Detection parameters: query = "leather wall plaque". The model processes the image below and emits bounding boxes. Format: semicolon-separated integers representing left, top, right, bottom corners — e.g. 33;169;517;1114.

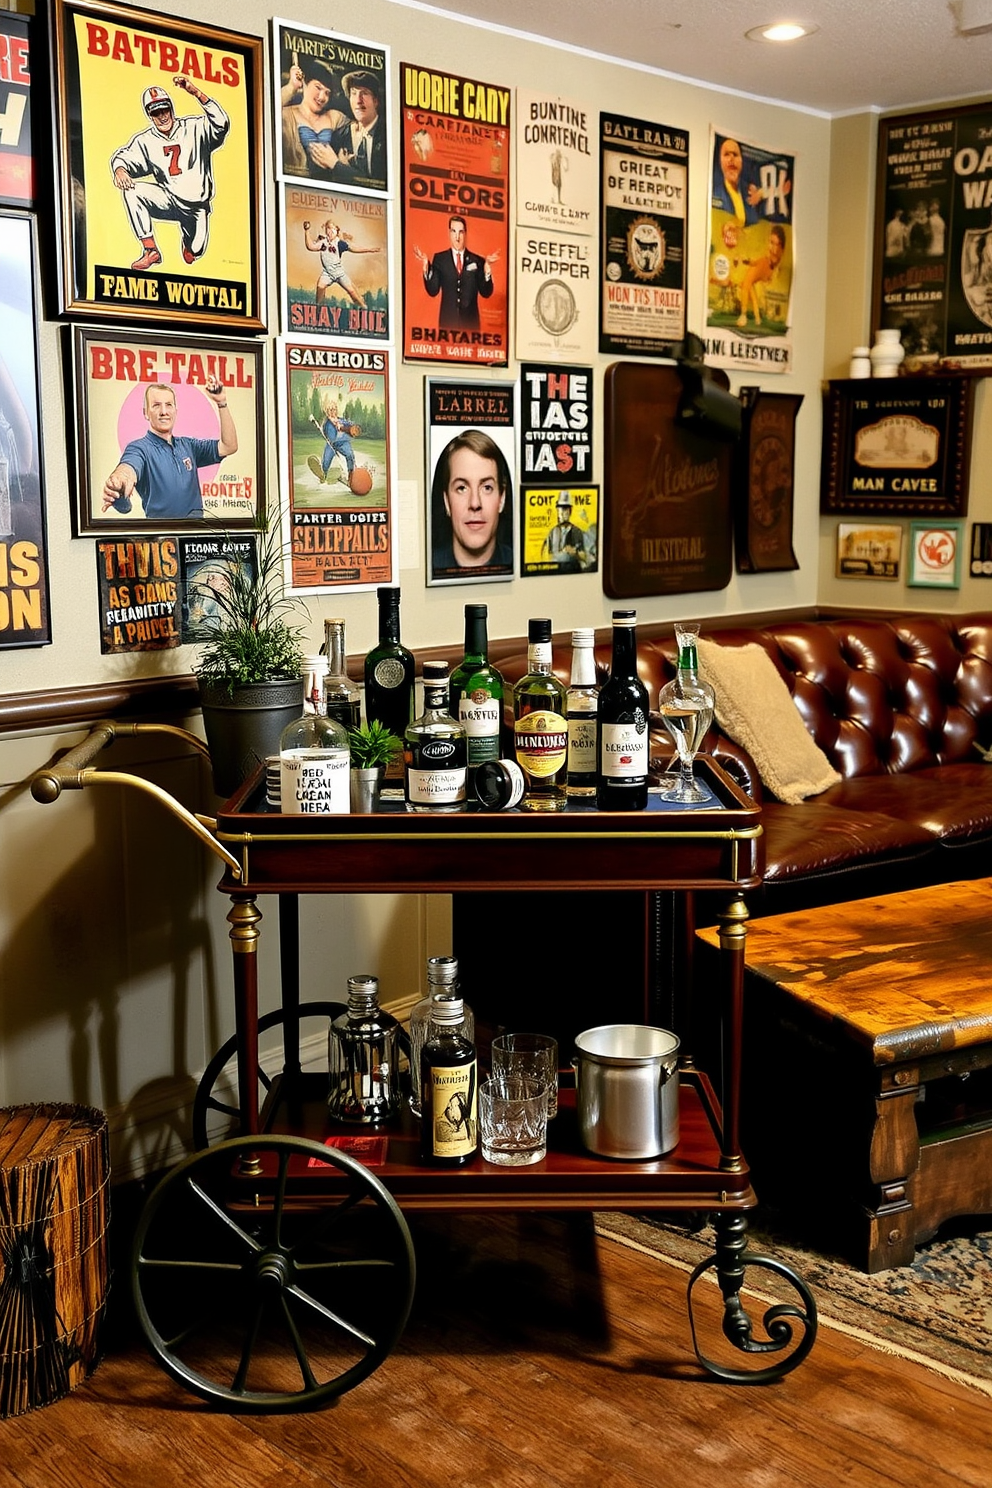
733;387;802;573
603;361;733;598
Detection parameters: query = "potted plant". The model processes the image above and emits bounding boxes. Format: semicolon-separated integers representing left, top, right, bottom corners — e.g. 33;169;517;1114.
347;719;404;812
193;519;308;798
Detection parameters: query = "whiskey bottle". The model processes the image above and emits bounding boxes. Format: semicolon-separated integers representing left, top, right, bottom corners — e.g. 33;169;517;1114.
407;955;474;1116
566;627;599;798
596;608;650;811
327;974;401;1124
322;617;361;730
448;603;504;792
404;660;467;813
513;618;568;812
420;994;478;1166
364;587;415;744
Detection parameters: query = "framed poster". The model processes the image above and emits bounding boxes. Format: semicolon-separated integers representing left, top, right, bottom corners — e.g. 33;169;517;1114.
515;88;596;236
820;376;973;517
520;486;598;578
0;11;34;209
970;522;992;578
279;183;389;340
908;521;962;588
426;378;515;586
71;325;266;534
519;364;593;485
276;339;395;594
733;387;802;573
0;211;50;648
51;0;265;329
272;19;389;196
836;522;902;580
599;111;688;358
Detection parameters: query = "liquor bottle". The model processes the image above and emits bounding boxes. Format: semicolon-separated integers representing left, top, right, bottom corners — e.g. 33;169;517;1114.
301;653;328;715
364;587;415;746
448;603;504;792
404;660;467;813
322;617;361;730
566;628;599;798
407;955;474;1116
657;621;716;805
596;609;650;811
420;993;478;1166
328;974;401;1124
279;701;350;814
513;618;568;812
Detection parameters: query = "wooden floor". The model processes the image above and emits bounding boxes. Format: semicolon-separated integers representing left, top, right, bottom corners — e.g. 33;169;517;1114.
5;1203;992;1488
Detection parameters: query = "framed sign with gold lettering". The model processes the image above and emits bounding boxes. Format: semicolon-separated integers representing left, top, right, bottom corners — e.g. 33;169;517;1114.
51;0;265;330
819;376;973;518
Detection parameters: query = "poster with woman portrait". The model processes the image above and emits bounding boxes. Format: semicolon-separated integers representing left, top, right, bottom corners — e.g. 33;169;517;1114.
279;183;389;340
426;378;515;586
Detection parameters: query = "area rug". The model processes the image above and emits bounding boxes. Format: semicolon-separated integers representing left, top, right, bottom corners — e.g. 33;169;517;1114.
594;1209;992;1397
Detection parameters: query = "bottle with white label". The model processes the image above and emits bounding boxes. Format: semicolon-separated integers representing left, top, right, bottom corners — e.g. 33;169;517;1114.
279;704;351;814
566;628;599;798
448;603;504;795
404;660;467;813
596;609;650;811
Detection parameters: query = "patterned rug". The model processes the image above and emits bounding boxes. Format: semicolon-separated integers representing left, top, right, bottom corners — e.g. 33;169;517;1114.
594;1208;992;1397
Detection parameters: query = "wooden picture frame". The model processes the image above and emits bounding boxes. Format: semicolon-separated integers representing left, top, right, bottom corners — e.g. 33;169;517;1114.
0;11;34;210
835;522;902;581
733;387;802;573
908;520;962;589
51;0;265;330
820;376;973;517
71;324;266;534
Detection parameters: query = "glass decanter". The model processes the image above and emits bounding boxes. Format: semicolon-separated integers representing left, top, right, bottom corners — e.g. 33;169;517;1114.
657;622;715;804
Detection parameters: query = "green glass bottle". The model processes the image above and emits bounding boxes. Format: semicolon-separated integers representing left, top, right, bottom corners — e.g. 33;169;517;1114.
448;603;504;793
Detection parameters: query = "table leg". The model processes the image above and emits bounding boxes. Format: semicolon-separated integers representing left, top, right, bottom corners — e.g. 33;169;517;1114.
227;894;262;1154
716;892;748;1171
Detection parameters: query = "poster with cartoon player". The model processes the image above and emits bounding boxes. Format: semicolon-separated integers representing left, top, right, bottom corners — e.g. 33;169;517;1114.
52;0;264;329
279;183;388;340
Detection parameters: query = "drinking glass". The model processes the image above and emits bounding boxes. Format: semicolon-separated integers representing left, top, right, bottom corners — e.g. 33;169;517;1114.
490;1032;558;1119
478;1076;548;1166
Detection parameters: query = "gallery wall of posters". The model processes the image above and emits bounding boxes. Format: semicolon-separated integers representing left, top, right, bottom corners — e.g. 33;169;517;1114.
0;12;33;209
51;0;265;330
400;63;510;366
599;111;688;358
426;378;515;585
279;184;389;341
277;339;395;594
705;130;795;374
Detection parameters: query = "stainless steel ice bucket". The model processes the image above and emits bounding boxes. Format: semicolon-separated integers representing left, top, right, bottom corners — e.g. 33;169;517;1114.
572;1024;680;1160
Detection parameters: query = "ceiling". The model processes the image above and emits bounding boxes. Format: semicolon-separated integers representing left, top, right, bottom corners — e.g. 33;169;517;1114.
416;0;992;115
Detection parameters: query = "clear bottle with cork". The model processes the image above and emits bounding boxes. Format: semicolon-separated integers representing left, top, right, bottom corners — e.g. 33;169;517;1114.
322;617;361;729
420;992;478;1166
407;955;474;1116
513;618;568;812
328;974;401;1124
404;660;467;812
566;628;599;798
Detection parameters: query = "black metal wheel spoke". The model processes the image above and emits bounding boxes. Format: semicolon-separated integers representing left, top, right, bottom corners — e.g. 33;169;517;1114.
230;1296;267;1396
271;1149;293;1249
187;1176;263;1254
286;1283;378;1347
279;1294;322;1392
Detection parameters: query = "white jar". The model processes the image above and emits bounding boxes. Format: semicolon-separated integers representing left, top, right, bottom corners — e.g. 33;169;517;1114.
849;347;871;378
869;329;905;378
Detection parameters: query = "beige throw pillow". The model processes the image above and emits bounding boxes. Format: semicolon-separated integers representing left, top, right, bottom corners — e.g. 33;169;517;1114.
695;638;841;805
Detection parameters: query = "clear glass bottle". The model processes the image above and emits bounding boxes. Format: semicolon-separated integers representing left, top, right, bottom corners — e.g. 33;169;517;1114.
364;587;416;753
328;974;401;1124
279;703;350;814
420;993;478;1166
566;628;599;798
404;660;467;813
657;621;716;805
322;617;361;730
513;618;568;812
596;609;650;811
408;955;474;1116
448;603;504;793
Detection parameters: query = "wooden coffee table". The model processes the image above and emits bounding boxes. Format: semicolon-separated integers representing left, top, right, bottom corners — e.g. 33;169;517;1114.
701;878;992;1272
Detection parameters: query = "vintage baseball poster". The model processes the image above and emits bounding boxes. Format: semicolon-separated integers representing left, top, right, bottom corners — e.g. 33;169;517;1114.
0;211;49;649
0;12;33;208
71;326;265;535
400;62;510;366
515;228;596;362
96;533;182;652
599;111;688;357
279;183;389;341
426;378;515;586
515;88;596;236
277;340;395;594
521;486;599;578
272;19;389;197
52;0;264;330
705;129;794;375
519;364;593;486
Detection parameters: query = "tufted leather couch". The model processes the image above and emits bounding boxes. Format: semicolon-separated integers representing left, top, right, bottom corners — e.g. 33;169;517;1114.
489;611;992;915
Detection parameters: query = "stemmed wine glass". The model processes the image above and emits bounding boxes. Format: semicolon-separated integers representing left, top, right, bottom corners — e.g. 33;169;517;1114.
657;622;715;804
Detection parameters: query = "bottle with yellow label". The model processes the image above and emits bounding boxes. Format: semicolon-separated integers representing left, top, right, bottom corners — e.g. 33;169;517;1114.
512;617;568;812
420;996;477;1166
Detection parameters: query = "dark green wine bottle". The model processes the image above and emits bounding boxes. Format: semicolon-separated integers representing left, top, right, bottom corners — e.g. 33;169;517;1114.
364;587;415;742
448;603;504;792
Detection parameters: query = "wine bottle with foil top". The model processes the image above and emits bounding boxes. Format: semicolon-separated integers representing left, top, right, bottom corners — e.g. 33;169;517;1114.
448;603;504;792
420;994;478;1166
322;617;361;730
566;627;599;798
596;609;650;811
513;618;568;812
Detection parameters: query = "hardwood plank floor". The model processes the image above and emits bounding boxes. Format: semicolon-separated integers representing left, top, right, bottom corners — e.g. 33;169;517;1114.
4;1205;991;1488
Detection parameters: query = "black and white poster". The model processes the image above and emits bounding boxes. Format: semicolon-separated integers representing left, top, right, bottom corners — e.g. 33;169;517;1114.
518;363;593;485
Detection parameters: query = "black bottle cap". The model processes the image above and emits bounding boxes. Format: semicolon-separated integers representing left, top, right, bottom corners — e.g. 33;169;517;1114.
465;603;488;619
423;660;449;682
377;586;400;605
528;618;552;642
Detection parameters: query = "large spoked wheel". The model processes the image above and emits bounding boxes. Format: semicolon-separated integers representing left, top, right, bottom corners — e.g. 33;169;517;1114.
192;1002;345;1150
132;1134;417;1413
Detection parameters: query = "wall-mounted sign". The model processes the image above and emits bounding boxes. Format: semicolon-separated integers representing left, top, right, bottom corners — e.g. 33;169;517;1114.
734;387;802;573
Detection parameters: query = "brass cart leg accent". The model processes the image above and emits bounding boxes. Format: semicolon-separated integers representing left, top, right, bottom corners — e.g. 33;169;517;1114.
717;893;749;1172
228;895;263;1176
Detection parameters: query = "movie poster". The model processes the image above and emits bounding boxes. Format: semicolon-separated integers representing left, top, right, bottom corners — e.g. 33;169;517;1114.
599;111;688;357
96;533;181;652
0;12;33;208
705;129;794;375
279;183;389;340
520;486;599;578
515;88;596;235
519;364;593;485
426;378;515;586
515;228;596;362
277;339;395;593
400;62;510;366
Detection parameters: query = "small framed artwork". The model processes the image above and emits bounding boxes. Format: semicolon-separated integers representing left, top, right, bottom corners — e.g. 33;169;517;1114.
71;324;266;534
51;0;265;330
836;522;902;580
733;387;802;573
820;376;973;517
908;521;962;589
969;522;992;579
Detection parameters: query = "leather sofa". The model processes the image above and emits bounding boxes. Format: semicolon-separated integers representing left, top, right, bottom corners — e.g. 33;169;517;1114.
489;610;992;915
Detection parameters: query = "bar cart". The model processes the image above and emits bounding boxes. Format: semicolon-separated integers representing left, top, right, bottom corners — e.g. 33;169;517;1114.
31;724;817;1411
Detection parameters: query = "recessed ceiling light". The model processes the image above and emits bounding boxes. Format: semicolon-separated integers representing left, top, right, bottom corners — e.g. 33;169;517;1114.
746;22;818;43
